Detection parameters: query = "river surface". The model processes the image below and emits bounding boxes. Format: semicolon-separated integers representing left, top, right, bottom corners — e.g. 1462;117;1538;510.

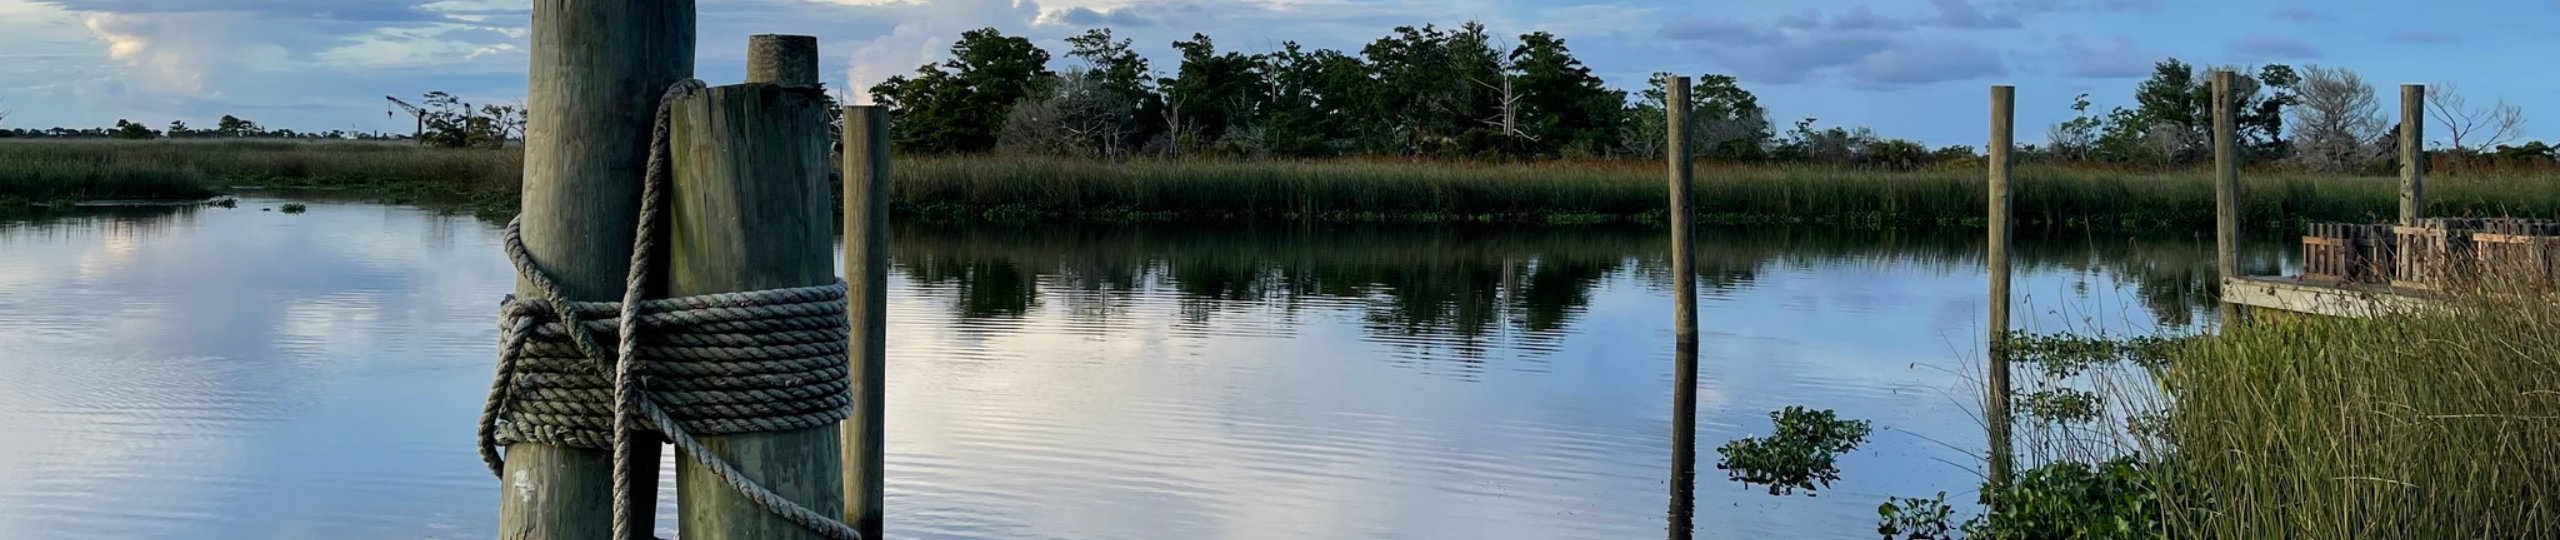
0;196;2284;539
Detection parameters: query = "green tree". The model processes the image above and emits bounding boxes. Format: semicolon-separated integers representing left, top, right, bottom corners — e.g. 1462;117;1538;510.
111;119;157;139
1064;28;1155;154
1504;31;1623;157
2118;58;2297;163
1161;33;1267;153
871;28;1054;153
1259;42;1373;156
167;120;192;138
1624;73;1769;160
216;114;259;137
1360;23;1504;155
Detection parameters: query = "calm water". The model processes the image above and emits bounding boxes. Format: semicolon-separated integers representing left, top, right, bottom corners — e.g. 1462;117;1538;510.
0;197;2284;539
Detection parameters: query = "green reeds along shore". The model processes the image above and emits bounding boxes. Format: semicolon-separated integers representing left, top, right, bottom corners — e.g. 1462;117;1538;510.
0;139;519;211
2151;278;2560;537
1958;273;2560;538
8;140;2560;227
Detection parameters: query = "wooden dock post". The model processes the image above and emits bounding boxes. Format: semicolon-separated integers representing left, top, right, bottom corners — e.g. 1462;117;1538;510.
1667;76;1696;346
1985;85;2014;489
841;104;891;539
505;3;692;538
2214;71;2240;285
2401;84;2426;226
1665;75;1698;539
668;35;845;539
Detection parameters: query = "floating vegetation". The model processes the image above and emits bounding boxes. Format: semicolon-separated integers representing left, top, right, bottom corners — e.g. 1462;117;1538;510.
280;203;307;214
2018;388;2103;424
1876;492;1957;540
2003;332;2178;378
209;197;239;208
1716;406;1873;496
1880;456;2177;540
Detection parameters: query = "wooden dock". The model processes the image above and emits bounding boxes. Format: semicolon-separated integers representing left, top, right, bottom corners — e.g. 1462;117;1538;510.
2221;276;2431;318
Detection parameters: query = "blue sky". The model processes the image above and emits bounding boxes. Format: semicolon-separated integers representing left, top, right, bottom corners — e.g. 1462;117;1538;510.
0;0;2547;147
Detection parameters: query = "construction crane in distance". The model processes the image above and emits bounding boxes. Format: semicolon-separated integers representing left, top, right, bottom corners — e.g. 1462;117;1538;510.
385;95;426;145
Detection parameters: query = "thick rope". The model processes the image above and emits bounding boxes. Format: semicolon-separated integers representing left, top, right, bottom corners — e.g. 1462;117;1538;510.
478;79;865;540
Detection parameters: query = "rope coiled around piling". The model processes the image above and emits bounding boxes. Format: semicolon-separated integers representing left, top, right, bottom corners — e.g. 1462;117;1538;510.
477;79;865;540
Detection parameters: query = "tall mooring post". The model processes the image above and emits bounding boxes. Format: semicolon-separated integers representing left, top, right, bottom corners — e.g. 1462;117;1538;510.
2213;71;2244;325
1984;85;2015;489
506;3;693;538
1664;75;1699;540
2401;84;2427;226
2214;71;2241;284
841;104;892;538
668;36;845;539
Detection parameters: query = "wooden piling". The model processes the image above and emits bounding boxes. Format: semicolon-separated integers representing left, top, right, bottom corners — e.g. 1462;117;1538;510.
2401;84;2426;226
749;35;820;90
1985;85;2014;489
1668;76;1695;346
668;37;844;539
841;104;891;540
2214;71;2240;283
2214;71;2245;325
505;3;693;538
1666;75;1698;539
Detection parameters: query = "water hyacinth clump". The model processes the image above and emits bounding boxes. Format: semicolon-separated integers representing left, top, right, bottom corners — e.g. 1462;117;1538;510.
1717;406;1874;496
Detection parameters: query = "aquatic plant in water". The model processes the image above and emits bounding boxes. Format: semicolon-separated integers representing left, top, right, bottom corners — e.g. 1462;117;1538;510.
1716;406;1873;496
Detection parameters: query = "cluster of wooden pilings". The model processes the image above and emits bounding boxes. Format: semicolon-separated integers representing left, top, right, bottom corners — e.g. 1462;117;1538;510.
507;6;885;539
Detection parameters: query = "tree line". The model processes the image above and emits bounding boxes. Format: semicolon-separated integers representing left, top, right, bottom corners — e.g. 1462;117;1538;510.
0;22;2543;173
0;92;524;150
872;24;2545;173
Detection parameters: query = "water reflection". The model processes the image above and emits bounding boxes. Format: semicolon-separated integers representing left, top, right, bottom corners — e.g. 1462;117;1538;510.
0;203;2297;540
893;222;2288;346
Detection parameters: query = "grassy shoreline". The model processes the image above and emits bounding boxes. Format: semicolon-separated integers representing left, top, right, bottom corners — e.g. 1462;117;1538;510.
7;139;2559;227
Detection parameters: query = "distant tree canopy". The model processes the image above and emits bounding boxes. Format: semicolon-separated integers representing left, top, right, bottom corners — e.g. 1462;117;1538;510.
6;23;2547;174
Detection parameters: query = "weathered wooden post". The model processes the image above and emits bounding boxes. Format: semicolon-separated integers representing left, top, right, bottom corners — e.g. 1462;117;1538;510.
1985;84;2014;489
506;3;692;538
1666;74;1698;540
841;103;891;539
2214;71;2241;283
2401;84;2426;226
1668;76;1696;346
2214;71;2244;325
1666;75;1699;539
668;35;844;539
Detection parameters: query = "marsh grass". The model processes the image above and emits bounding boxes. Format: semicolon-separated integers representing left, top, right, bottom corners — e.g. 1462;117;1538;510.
895;156;2560;226
10;142;2559;227
0;139;518;208
2152;264;2560;537
1944;260;2560;538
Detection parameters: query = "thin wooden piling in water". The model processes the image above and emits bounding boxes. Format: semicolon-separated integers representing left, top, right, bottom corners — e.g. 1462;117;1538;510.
505;3;693;538
668;36;844;539
2214;71;2240;284
1668;76;1696;346
2213;71;2246;325
1666;75;1698;540
2402;84;2427;226
841;105;891;540
1984;84;2014;489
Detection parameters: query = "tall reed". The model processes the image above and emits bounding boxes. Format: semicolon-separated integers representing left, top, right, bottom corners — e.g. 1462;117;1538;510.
2154;270;2560;537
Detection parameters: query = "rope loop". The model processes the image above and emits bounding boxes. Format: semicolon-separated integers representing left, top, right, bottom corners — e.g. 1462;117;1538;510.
478;79;865;540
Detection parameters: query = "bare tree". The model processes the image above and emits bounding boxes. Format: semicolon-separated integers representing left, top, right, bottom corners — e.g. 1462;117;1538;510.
999;69;1133;159
2426;82;2525;172
2289;65;2386;173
